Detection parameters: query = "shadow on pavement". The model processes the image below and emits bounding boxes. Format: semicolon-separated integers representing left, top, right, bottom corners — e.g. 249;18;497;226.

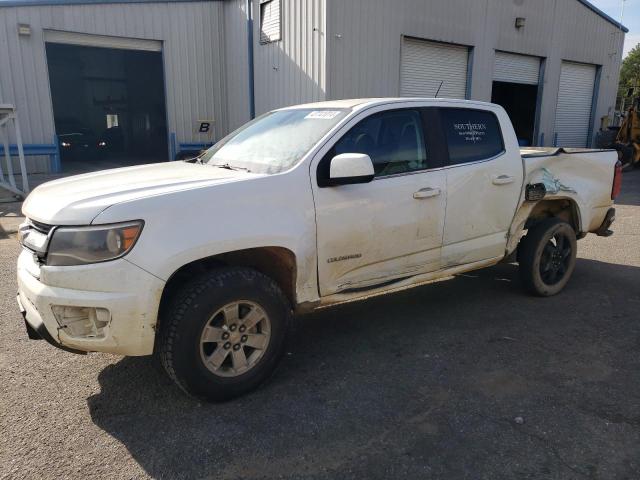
88;259;640;479
618;169;640;207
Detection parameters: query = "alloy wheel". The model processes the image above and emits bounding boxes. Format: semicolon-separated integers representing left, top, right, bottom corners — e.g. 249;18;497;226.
199;300;271;377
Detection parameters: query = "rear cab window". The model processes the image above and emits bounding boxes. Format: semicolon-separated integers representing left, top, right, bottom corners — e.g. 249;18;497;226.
438;108;505;165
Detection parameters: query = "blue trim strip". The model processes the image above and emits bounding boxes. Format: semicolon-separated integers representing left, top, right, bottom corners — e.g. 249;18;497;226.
576;0;628;33
465;47;474;100
0;0;222;7
0;144;58;155
533;58;546;146
246;0;256;119
169;132;177;161
0;0;626;33
0;141;62;173
178;142;213;150
52;134;62;172
587;65;602;148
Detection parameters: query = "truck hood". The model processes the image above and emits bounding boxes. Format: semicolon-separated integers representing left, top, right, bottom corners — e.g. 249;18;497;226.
23;162;257;225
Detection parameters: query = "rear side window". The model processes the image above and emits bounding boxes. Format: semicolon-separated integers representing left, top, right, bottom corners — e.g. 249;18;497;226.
439;108;504;165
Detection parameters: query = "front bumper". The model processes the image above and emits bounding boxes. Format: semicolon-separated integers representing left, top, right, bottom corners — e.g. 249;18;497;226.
17;294;86;354
16;249;165;356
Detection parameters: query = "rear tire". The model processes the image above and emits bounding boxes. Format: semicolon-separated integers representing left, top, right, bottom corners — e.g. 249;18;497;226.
158;267;292;401
518;218;577;297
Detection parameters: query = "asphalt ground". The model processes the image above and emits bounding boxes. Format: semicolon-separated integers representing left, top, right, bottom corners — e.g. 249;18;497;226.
1;170;639;480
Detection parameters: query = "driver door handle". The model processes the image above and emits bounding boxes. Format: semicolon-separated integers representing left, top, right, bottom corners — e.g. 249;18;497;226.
492;174;515;185
413;187;441;199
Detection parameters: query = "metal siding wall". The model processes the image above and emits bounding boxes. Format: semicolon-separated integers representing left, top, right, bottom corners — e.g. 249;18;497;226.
400;38;468;99
326;0;485;101
0;1;227;173
252;0;325;115
326;0;624;147
223;0;250;132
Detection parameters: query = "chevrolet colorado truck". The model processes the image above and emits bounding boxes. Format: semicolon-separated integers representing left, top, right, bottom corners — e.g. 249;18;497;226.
16;98;622;401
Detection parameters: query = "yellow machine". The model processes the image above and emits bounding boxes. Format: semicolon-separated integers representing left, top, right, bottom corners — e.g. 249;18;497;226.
615;94;640;168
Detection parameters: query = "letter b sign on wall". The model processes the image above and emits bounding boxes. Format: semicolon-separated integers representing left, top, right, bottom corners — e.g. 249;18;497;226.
196;119;214;137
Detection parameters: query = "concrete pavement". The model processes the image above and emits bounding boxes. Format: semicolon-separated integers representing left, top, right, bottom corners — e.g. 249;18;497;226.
1;170;639;480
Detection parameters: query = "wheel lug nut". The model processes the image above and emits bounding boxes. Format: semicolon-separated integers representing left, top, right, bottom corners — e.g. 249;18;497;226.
223;342;231;350
222;332;230;340
239;325;246;333
229;324;237;332
233;344;241;351
241;335;248;343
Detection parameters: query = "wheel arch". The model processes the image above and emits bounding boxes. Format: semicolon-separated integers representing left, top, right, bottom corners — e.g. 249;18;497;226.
158;247;298;324
524;198;582;234
507;197;584;256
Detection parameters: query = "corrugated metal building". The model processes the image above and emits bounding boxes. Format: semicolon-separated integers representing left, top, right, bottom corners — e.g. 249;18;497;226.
0;0;627;174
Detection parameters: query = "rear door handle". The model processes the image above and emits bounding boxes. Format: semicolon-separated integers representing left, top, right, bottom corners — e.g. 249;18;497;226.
413;187;441;199
492;174;515;185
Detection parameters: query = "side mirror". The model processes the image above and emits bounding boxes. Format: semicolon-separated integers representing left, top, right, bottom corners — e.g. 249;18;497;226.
328;153;375;186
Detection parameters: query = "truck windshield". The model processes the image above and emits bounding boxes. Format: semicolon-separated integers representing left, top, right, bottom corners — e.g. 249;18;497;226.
199;108;350;174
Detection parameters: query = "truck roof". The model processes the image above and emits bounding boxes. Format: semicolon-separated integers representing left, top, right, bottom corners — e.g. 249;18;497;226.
279;97;497;112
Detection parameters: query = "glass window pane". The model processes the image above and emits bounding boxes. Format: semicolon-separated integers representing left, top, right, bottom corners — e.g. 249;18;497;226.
201;108;349;174
333;109;427;177
439;108;504;165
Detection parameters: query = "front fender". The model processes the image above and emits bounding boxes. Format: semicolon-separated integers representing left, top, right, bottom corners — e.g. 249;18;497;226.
92;169;320;304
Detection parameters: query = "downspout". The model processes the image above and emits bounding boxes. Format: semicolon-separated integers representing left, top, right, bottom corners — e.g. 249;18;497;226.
246;0;256;119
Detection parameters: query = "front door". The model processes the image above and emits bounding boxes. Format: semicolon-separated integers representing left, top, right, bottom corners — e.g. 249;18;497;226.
312;107;447;296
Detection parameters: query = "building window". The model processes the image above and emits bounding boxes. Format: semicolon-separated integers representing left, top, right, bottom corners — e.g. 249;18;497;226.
106;114;119;129
260;0;281;44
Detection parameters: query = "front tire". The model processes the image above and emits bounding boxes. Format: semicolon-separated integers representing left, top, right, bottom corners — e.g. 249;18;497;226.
158;267;292;401
519;218;577;296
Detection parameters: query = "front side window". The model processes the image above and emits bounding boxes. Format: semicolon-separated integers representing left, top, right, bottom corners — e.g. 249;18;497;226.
439;108;505;165
200;108;349;174
330;109;428;177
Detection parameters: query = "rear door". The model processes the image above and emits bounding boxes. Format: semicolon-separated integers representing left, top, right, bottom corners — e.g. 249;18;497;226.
312;106;447;296
439;106;524;266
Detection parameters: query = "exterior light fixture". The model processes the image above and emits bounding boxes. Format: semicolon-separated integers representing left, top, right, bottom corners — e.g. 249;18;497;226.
18;23;31;36
515;17;526;29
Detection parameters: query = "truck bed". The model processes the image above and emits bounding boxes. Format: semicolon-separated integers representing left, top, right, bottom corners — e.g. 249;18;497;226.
520;147;616;158
519;147;618;234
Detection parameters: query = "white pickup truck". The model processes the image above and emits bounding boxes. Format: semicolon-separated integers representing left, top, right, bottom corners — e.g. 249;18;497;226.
17;98;621;400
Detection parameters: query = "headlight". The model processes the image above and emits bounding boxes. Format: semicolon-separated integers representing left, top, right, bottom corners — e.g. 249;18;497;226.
98;141;107;147
61;141;71;147
47;221;143;266
18;222;50;255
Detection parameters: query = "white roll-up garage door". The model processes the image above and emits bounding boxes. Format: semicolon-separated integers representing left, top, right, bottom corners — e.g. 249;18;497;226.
554;61;597;147
493;51;540;84
400;38;468;99
44;30;162;52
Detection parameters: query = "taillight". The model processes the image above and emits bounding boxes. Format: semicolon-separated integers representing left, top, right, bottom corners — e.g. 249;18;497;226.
611;160;622;200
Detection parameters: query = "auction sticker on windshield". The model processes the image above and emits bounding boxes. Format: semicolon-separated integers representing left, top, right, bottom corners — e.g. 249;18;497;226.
305;110;342;120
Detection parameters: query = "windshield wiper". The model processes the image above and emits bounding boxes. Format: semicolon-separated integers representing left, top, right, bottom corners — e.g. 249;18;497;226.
183;152;205;164
209;163;251;172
